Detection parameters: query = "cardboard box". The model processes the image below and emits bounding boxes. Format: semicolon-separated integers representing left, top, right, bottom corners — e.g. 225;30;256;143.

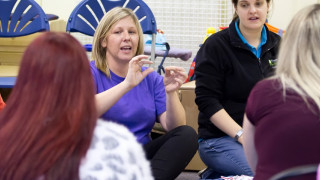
151;81;206;171
0;19;67;76
179;80;206;171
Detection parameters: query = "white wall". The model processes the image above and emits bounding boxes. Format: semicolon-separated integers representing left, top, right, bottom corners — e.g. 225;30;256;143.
35;0;79;21
37;0;320;30
268;0;319;30
34;0;320;70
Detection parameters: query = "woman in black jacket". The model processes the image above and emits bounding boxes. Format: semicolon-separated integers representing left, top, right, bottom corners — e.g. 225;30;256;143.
195;0;280;179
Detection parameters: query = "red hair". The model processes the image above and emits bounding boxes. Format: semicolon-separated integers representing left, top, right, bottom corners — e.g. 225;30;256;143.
0;32;97;180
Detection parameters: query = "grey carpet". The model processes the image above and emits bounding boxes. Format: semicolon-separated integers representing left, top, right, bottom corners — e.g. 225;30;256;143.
175;171;200;180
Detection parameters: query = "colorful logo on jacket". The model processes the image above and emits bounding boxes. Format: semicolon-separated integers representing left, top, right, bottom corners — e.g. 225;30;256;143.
269;59;277;68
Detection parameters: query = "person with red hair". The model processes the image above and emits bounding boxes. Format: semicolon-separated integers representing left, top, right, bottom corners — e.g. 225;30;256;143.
0;93;5;112
0;32;153;180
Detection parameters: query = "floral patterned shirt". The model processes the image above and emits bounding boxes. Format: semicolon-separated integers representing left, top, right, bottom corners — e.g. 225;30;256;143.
79;120;154;180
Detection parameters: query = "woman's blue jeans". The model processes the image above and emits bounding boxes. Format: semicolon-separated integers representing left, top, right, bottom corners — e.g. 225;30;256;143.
198;136;253;179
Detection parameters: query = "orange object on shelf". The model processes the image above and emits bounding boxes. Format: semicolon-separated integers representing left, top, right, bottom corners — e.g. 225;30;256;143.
219;26;228;31
219;24;285;36
266;23;285;36
0;93;5;111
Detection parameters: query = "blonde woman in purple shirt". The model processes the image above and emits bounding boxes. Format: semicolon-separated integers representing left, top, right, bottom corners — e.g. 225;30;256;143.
90;7;198;180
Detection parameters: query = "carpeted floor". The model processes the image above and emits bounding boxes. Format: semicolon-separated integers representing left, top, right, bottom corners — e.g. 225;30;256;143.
176;171;200;180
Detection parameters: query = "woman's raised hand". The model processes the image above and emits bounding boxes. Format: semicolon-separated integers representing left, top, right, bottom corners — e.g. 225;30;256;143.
163;66;187;93
124;55;154;88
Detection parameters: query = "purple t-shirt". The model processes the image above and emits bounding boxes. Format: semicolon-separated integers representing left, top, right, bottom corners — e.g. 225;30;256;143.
90;61;166;144
246;78;320;180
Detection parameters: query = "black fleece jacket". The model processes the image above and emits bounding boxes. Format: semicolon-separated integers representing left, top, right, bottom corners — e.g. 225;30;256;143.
195;21;281;139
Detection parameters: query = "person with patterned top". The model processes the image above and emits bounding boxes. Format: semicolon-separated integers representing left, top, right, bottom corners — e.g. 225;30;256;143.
80;120;153;180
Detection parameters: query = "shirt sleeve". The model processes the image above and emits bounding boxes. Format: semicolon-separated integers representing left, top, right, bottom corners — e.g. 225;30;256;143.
153;72;166;117
245;88;258;126
89;61;100;93
195;35;226;118
245;79;278;126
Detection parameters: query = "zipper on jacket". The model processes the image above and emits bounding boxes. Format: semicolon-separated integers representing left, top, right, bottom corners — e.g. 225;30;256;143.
258;58;264;78
260;47;272;58
236;45;265;77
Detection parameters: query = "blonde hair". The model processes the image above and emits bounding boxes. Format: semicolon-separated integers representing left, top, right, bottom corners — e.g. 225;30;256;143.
275;4;320;111
91;7;144;77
